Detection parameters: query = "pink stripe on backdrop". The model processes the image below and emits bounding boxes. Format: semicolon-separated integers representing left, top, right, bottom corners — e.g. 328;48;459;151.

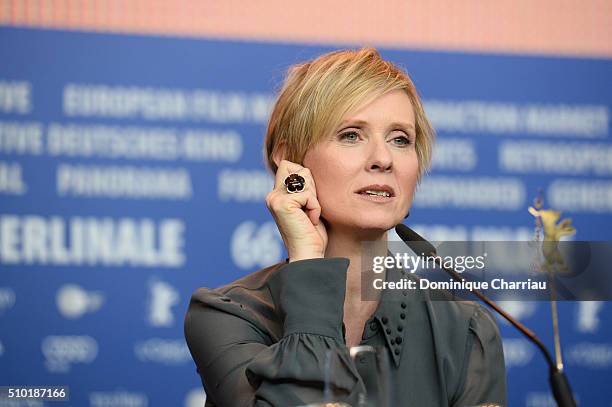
1;0;611;58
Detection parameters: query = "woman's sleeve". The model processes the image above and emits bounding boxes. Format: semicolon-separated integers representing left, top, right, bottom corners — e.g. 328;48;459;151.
451;305;508;407
184;258;365;407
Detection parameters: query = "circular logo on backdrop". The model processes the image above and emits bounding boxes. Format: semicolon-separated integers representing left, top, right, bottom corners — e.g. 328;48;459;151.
56;284;104;319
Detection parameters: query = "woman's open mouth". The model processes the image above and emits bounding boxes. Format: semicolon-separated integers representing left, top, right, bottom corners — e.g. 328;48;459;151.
355;184;395;202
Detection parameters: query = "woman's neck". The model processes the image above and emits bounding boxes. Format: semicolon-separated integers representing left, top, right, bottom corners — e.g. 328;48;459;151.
325;226;388;346
324;226;388;308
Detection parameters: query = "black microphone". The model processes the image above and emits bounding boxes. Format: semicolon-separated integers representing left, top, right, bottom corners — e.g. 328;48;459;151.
394;223;577;407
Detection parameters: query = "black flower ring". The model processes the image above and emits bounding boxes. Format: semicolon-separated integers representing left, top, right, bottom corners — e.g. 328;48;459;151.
284;173;305;194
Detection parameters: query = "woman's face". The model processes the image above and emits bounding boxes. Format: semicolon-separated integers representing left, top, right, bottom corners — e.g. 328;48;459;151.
302;89;419;234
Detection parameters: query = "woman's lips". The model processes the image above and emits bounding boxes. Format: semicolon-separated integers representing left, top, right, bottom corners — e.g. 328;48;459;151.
355;184;395;197
356;191;395;203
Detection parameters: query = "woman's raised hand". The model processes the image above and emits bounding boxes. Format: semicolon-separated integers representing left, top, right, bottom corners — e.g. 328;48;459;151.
266;160;328;262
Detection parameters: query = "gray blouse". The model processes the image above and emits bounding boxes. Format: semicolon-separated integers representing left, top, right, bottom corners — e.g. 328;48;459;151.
184;257;507;406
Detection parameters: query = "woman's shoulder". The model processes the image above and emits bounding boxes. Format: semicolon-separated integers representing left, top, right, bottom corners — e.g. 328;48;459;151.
187;260;289;340
430;297;488;318
429;298;499;334
191;259;287;299
422;299;503;393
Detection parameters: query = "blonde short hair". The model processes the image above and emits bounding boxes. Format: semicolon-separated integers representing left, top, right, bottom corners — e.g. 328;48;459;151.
263;47;435;179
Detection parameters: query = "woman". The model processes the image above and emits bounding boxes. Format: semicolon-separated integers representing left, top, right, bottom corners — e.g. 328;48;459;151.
184;48;507;406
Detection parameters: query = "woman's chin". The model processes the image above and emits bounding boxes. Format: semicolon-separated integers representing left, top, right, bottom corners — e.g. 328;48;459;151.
330;216;401;236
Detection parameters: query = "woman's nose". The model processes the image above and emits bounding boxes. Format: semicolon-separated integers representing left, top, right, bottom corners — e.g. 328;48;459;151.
367;138;393;172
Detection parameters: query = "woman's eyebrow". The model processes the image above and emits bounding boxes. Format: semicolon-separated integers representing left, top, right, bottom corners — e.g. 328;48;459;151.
339;119;415;131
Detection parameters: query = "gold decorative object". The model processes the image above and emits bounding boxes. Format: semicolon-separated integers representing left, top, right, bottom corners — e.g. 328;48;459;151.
528;206;576;274
528;192;577;372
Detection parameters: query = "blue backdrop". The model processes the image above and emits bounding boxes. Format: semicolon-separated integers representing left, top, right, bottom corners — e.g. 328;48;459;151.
0;27;610;406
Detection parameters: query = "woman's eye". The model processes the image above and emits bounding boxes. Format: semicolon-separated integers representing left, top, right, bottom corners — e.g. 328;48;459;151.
339;131;359;142
392;135;412;146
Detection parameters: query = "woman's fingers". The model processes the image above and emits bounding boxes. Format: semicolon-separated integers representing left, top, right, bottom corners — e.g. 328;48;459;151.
303;193;321;226
274;160;315;192
266;159;326;261
272;160;319;211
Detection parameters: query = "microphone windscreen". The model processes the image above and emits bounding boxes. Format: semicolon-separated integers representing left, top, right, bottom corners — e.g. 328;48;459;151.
394;224;437;256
